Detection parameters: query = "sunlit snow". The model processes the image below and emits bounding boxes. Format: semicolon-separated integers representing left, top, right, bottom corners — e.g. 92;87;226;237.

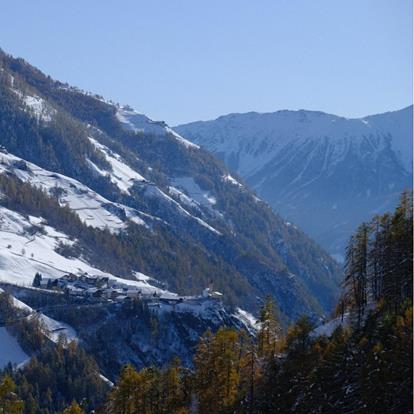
116;107;199;149
88;137;146;194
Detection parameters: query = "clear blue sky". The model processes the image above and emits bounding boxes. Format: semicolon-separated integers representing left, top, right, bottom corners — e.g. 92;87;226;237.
0;0;412;125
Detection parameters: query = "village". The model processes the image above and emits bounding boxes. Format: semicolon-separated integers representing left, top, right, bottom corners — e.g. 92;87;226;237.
32;272;223;310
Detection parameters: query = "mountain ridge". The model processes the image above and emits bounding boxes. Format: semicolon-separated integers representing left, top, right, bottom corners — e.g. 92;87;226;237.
175;105;413;260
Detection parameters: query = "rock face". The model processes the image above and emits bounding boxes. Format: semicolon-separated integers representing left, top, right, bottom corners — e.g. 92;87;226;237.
176;107;413;261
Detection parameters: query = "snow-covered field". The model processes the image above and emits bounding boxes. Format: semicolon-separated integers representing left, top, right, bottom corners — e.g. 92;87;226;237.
37;314;78;343
0;205;174;299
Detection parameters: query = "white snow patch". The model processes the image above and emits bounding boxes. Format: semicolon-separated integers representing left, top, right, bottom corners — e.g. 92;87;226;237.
165;126;199;149
223;174;243;187
11;88;56;122
116;107;199;149
145;184;221;235
312;313;350;338
0;287;78;345
23;95;55;122
36;314;78;343
172;177;216;209
99;373;114;387
88;137;146;194
0;328;29;368
235;308;258;332
168;186;199;210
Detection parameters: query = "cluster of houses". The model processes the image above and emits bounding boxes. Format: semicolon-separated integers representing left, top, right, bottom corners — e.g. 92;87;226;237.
33;273;223;309
35;273;155;301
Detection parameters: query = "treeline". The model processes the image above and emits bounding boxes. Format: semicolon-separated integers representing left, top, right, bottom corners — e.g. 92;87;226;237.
0;291;46;355
0;291;108;413
104;304;412;414
1;300;411;414
12;340;108;414
1;340;108;414
343;191;413;325
100;193;413;413
0;187;411;414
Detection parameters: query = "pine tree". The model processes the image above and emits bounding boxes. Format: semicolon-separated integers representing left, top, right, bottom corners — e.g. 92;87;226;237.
257;296;281;357
32;272;42;288
389;191;413;309
344;223;370;328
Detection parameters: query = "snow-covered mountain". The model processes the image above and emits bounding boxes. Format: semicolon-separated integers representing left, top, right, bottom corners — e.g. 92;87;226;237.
176;107;413;260
0;48;341;329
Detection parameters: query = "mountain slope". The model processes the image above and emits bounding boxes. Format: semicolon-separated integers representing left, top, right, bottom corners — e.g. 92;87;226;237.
176;107;413;260
0;49;340;321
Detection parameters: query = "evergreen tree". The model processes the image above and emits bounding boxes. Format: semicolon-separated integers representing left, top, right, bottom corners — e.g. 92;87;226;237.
344;223;370;327
257;296;281;357
32;272;42;288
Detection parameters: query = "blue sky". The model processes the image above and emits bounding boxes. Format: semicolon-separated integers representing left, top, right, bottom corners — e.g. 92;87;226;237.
0;0;412;125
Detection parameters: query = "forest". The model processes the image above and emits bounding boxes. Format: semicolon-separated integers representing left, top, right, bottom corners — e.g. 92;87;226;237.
0;192;412;413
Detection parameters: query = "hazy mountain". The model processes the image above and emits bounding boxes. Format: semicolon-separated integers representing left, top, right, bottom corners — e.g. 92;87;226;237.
176;107;413;260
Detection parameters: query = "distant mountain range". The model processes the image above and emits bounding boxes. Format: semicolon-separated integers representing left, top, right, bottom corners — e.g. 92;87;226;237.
176;106;413;260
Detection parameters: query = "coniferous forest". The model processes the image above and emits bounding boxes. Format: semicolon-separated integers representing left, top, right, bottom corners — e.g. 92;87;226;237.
0;192;412;413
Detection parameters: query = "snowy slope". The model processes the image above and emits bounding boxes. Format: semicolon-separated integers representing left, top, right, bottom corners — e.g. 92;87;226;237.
0;145;221;237
36;313;78;343
11;86;57;123
172;177;217;210
0;150;146;232
176;107;413;259
0;205;175;299
0;286;77;347
88;137;146;194
364;106;413;172
0;327;29;368
116;106;199;149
